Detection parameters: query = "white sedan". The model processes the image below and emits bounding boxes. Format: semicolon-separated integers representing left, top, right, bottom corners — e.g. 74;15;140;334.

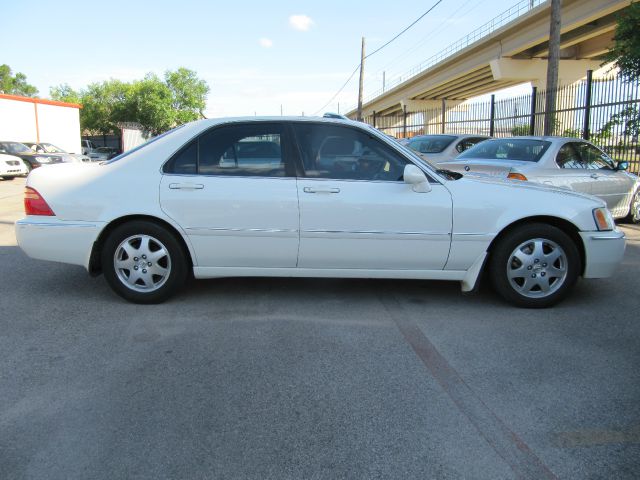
16;117;625;307
0;152;28;179
441;137;640;223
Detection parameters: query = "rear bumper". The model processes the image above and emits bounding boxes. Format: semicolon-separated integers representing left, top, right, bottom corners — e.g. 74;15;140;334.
579;229;626;278
15;217;105;270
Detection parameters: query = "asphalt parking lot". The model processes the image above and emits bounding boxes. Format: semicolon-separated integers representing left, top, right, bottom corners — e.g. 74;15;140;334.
1;176;639;479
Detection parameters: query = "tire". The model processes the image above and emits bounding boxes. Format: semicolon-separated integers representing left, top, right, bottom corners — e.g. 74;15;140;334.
489;223;580;308
101;221;188;304
623;189;640;224
1;176;15;180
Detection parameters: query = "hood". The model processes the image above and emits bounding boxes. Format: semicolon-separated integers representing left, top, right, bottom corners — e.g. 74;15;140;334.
0;153;23;163
459;173;604;204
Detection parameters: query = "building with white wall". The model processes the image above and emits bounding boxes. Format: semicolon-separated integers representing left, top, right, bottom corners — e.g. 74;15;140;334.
0;93;82;154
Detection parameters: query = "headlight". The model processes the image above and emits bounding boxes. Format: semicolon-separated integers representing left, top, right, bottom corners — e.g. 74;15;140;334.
35;156;50;163
593;207;614;231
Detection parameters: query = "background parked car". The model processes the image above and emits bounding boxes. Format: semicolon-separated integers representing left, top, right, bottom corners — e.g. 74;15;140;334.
23;142;91;163
0;141;65;171
441;136;640;223
89;147;120;161
0;152;29;179
406;134;490;163
81;139;97;155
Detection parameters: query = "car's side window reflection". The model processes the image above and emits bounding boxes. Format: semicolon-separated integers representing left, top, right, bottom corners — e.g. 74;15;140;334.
556;143;584;169
293;124;409;181
577;143;615;170
164;124;288;177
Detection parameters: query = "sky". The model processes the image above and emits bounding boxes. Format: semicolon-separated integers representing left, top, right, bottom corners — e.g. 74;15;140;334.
2;0;535;117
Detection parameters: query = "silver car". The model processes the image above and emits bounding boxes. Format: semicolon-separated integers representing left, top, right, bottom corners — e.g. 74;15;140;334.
23;142;91;163
406;134;490;163
442;136;640;222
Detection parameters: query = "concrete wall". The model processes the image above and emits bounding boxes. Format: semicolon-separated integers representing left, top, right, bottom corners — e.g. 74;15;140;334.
0;95;82;154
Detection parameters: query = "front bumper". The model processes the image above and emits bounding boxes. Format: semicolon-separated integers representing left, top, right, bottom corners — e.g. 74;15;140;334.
1;163;28;176
579;229;626;278
15;217;105;270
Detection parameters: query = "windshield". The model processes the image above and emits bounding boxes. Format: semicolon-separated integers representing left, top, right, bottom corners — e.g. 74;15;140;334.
407;135;456;154
458;138;551;162
0;142;31;154
41;143;66;153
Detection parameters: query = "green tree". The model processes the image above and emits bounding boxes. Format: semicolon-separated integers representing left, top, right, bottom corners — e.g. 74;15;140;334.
49;84;82;104
49;68;209;135
80;80;131;135
605;2;640;82
0;64;38;97
125;74;176;135
165;67;210;124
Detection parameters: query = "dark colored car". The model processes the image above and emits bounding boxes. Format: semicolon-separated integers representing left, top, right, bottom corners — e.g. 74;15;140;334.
0;141;64;171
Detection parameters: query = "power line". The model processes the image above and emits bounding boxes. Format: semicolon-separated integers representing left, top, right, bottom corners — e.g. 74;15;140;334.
365;0;444;60
312;65;360;116
312;0;445;116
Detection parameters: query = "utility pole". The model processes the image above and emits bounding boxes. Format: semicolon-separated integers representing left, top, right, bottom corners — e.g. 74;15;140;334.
544;0;561;135
357;37;366;122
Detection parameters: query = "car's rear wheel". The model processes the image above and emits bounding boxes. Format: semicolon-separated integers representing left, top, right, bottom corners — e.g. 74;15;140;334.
101;221;188;304
624;190;640;224
489;223;580;308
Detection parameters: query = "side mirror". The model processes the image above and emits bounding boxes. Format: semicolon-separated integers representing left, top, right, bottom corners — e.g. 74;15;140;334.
616;161;629;171
404;164;431;193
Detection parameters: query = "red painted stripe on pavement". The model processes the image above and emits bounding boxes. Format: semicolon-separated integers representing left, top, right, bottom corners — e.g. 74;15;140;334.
379;295;557;480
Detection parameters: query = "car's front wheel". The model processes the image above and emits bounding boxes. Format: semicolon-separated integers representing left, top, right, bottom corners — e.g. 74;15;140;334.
101;221;188;304
489;223;580;308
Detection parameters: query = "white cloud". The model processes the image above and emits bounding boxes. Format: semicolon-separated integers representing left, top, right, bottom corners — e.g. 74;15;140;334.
259;38;273;48
289;14;314;31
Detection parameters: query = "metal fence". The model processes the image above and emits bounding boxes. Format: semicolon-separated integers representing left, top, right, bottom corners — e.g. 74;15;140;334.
365;73;640;174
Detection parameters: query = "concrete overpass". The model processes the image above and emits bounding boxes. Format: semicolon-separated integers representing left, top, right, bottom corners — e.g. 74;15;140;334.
347;0;630;118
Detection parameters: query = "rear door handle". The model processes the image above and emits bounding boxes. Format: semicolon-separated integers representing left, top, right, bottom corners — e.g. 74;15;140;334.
303;187;340;194
169;183;204;190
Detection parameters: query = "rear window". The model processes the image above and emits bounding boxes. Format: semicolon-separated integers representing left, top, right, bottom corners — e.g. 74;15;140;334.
458;139;551;162
407;135;456;154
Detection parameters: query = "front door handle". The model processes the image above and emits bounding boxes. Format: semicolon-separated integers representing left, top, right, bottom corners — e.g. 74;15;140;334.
590;173;599;179
303;187;340;194
169;183;204;190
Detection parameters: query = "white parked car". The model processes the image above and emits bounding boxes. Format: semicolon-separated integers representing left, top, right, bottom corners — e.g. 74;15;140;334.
441;137;640;223
16;118;625;307
406;134;490;163
0;152;28;179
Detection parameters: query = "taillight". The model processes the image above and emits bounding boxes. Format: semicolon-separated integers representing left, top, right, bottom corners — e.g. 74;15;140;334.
24;187;55;216
507;172;528;181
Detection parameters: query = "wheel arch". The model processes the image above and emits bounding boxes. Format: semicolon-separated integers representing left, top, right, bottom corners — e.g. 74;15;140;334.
487;215;586;275
88;214;194;276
